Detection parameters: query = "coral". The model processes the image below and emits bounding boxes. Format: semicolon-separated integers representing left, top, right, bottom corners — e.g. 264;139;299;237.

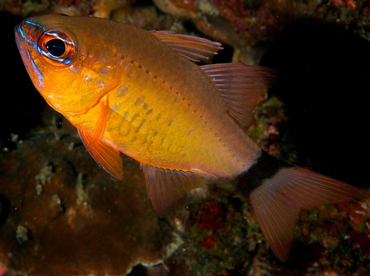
0;131;176;275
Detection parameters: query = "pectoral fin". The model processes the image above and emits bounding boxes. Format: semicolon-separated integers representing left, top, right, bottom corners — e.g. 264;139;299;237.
78;128;123;180
76;95;123;179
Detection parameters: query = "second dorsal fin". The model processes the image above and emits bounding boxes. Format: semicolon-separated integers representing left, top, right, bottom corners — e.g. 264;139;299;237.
151;30;223;62
201;63;278;127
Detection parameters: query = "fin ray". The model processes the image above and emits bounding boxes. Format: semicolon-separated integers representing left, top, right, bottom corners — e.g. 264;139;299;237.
236;152;366;261
142;165;217;217
151;30;223;62
201;63;278;127
78;128;123;179
77;97;123;179
249;177;300;261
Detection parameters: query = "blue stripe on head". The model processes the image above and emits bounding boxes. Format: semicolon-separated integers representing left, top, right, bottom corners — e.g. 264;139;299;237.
27;51;44;88
23;20;46;31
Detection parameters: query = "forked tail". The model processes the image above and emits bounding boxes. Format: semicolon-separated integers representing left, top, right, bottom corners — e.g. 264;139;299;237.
234;151;367;261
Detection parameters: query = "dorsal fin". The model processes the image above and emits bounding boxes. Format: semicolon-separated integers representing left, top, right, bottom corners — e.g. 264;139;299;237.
77;96;123;179
201;63;278;127
151;31;223;62
142;164;217;217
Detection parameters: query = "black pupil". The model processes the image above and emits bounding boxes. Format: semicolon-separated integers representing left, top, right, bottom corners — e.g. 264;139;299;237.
45;39;66;57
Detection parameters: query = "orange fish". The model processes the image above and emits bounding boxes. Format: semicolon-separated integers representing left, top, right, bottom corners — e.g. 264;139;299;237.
14;14;366;261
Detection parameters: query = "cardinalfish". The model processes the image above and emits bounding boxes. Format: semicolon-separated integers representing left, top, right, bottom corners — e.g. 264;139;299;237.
15;14;367;261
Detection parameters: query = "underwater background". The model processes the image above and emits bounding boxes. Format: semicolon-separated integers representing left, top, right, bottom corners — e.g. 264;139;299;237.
0;0;370;275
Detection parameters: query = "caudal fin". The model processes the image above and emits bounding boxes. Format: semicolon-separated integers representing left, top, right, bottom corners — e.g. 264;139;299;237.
235;153;367;261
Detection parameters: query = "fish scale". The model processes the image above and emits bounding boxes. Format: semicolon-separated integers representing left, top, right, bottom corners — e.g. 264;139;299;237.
102;57;250;176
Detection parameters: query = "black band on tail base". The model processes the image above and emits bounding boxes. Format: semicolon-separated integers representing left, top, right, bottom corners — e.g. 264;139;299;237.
232;151;292;199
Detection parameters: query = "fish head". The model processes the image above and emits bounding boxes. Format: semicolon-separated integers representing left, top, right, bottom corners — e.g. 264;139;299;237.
14;14;120;115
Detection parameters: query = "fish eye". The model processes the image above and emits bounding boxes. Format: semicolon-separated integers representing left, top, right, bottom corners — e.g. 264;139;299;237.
39;30;76;66
45;39;66;57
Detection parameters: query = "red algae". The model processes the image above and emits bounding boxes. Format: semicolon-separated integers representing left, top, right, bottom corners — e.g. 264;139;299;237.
199;235;216;249
195;201;225;231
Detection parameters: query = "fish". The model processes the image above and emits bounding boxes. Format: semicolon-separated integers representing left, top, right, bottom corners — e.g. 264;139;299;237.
14;14;367;261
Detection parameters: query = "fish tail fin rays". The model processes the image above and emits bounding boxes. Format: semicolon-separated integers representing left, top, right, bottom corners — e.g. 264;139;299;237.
142;165;217;217
234;152;367;261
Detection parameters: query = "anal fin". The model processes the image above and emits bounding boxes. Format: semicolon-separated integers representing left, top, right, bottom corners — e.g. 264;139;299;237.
142;165;217;217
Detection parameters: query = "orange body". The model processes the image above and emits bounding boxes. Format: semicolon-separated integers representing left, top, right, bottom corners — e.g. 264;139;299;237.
15;14;260;179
